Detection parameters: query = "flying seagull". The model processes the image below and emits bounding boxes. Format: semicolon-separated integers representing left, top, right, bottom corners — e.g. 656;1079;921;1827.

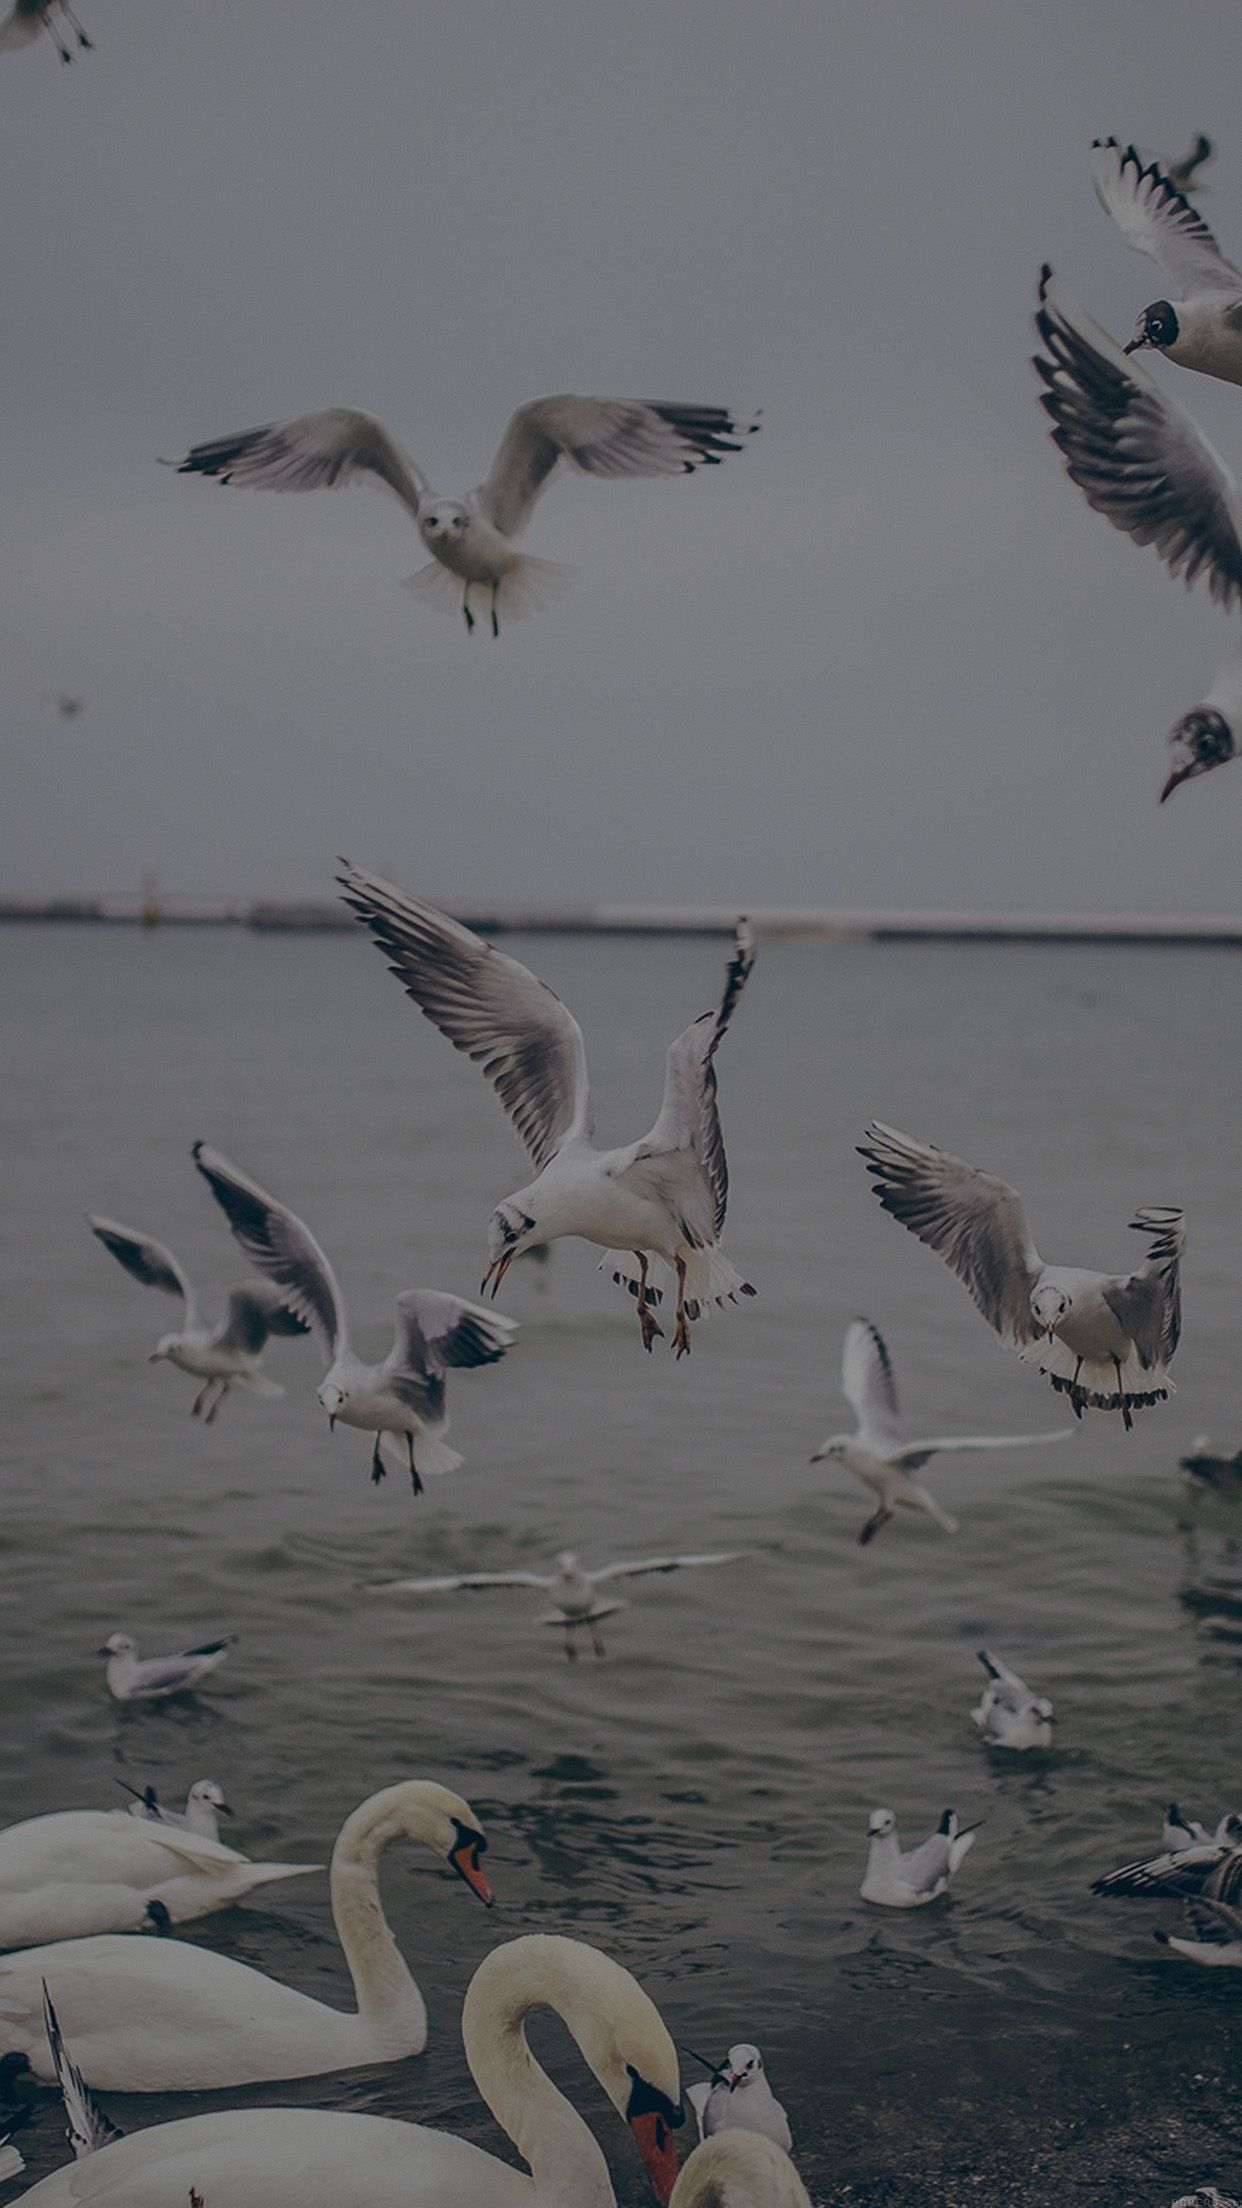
858;1120;1183;1428
1163;131;1215;198
89;1216;308;1422
0;0;92;62
1090;139;1242;385
809;1316;1069;1543
98;1633;235;1704
1034;264;1242;802
860;1807;977;1908
370;1548;739;1658
192;1142;516;1491
167;395;759;635
685;2043;793;2153
971;1649;1054;1750
337;864;756;1356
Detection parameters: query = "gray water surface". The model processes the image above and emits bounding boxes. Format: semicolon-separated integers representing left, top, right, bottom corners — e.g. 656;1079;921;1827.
3;925;1240;2202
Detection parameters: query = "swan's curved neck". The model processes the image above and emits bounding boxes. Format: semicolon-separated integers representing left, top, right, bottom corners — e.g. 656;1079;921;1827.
328;1790;428;2035
463;1944;618;2208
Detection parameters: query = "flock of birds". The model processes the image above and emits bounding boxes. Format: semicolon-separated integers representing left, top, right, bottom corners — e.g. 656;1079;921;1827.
3;11;1240;2196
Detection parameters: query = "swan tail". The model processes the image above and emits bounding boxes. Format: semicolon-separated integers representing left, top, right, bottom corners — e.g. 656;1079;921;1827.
240;1860;322;1890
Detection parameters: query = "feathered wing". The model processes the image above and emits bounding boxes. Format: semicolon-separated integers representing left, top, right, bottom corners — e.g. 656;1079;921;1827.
390;1290;518;1378
592;1552;739;1583
476;395;760;538
891;1427;1072;1470
42;1986;124;2158
639;919;756;1237
0;3;44;52
1090;139;1242;294
215;1281;310;1356
336;863;593;1169
1033;265;1242;609
1183;1896;1242;1944
168;407;428;522
88;1217;196;1322
370;1570;553;1593
977;1649;1033;1711
857;1122;1044;1348
191;1144;346;1361
841;1317;904;1448
1091;1842;1226;1898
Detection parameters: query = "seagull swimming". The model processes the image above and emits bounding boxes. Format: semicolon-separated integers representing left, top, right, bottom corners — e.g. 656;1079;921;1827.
89;1216;308;1422
99;1634;234;1704
860;1807;977;1908
370;1548;739;1659
810;1317;1069;1543
685;2044;792;2153
168;395;759;635
0;0;92;62
117;1782;230;1840
1156;1897;1242;1967
971;1650;1054;1750
337;865;756;1357
1034;265;1242;802
1180;1437;1242;1488
1172;2192;1242;2207
858;1120;1183;1428
1091;140;1242;386
191;1142;517;1491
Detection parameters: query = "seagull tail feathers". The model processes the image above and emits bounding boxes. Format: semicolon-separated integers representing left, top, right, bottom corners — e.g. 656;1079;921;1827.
411;1431;464;1480
401;554;575;626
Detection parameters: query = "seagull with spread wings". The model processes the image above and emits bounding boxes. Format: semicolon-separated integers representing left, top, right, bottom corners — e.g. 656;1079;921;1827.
168;394;759;635
370;1548;739;1658
191;1143;516;1492
858;1122;1183;1428
338;865;756;1357
88;1217;309;1423
1091;139;1242;385
809;1317;1069;1543
1034;264;1242;802
0;0;92;63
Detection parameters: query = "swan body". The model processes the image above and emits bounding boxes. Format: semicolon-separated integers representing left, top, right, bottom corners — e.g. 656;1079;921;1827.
672;2132;813;2206
0;1781;492;2088
0;1808;317;1949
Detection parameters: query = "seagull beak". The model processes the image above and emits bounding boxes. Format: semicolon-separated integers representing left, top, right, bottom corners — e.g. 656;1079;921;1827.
216;1801;234;1816
1122;335;1143;353
327;1413;336;1431
1045;1325;1057;1341
1160;761;1194;803
480;1250;513;1299
147;1350;163;1362
448;1831;494;1906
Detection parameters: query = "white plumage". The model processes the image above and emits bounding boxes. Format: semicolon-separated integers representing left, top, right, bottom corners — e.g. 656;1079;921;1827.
971;1649;1054;1750
372;1547;739;1657
860;1807;977;1907
1091;139;1242;386
98;1632;234;1704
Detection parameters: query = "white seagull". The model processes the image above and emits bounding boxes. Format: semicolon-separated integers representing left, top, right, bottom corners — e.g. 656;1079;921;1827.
337;864;756;1357
810;1317;1069;1543
99;1633;234;1704
89;1215;309;1422
370;1548;739;1659
1172;2192;1242;2208
1034;265;1242;802
191;1142;517;1492
0;0;92;62
858;1120;1183;1428
168;395;759;635
685;2044;792;2153
1156;1898;1242;1967
117;1781;230;1840
971;1650;1054;1750
1090;139;1242;385
860;1807;977;1908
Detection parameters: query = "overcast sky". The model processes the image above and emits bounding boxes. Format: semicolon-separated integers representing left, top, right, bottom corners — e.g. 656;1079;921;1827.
5;0;1242;913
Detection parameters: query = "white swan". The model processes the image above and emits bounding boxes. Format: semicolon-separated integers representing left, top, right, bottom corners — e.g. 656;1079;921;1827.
0;1781;493;2088
8;1933;686;2205
0;1803;318;1950
672;2132;813;2205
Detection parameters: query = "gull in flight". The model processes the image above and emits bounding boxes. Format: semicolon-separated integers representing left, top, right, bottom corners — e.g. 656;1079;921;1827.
809;1317;1069;1543
338;864;756;1357
858;1120;1184;1428
1034;265;1242;802
860;1807;977;1908
684;2043;792;2153
0;0;92;62
370;1548;739;1659
1163;132;1216;198
89;1216;308;1422
1090;139;1242;385
971;1650;1054;1750
192;1142;517;1491
99;1633;234;1704
168;395;759;635
116;1781;231;1840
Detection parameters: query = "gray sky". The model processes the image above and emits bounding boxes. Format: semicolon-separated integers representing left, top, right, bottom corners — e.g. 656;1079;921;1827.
5;0;1242;912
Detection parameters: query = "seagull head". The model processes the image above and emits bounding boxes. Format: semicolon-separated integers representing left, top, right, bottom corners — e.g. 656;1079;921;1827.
809;1433;849;1464
149;1332;180;1362
1161;704;1237;802
318;1378;347;1428
189;1780;232;1816
1031;1696;1055;1724
1030;1282;1071;1338
99;1632;135;1659
1124;299;1179;355
724;2044;764;2089
481;1203;538;1296
867;1807;896;1840
420;500;470;545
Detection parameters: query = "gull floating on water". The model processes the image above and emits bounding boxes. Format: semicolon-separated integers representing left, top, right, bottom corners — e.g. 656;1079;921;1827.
192;1143;517;1491
1180;1437;1242;1488
89;1216;308;1422
1090;140;1242;384
1162;1803;1242;1852
1173;2190;1242;2206
684;2043;792;2153
858;1121;1183;1427
168;395;759;635
861;1807;977;1907
371;1548;739;1658
99;1634;234;1704
810;1317;1069;1542
338;864;756;1357
117;1781;231;1840
1034;266;1242;803
1156;1896;1242;1967
0;0;92;62
971;1650;1054;1750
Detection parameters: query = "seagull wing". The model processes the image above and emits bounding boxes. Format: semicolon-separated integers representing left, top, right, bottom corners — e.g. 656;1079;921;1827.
857;1122;1044;1348
592;1552;740;1583
1183;1895;1242;1944
899;1831;952;1893
390;1290;519;1377
638;919;754;1236
1092;1842;1225;1898
215;1281;310;1356
476;396;759;538
1090;139;1242;294
1034;265;1242;610
88;1217;196;1324
890;1428;1072;1469
841;1317;904;1448
370;1570;553;1593
168;407;428;521
42;1986;124;2159
337;863;593;1169
976;1649;1033;1711
191;1144;346;1361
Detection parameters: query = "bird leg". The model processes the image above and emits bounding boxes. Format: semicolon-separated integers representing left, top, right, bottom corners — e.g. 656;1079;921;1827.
44;9;73;61
490;581;500;638
60;1;92;45
406;1434;424;1497
191;1380;211;1419
461;585;475;634
563;1623;578;1663
202;1379;229;1426
672;1255;694;1359
634;1253;664;1353
1115;1359;1133;1433
858;1505;893;1546
370;1437;387;1485
589;1618;607;1657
